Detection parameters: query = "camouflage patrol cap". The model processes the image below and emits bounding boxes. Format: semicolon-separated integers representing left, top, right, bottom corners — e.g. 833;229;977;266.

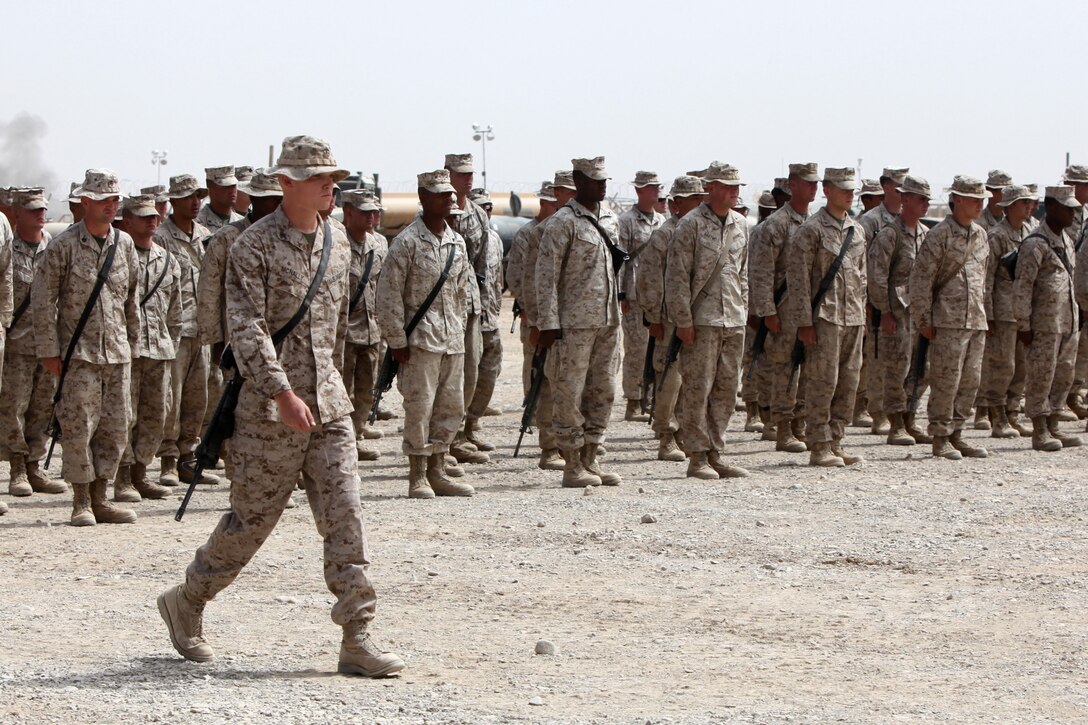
234;165;255;183
734;196;749;212
552;170;576;190
122;194;159;217
12;188;47;210
572;157;609;181
1025;183;1040;197
996;184;1032;207
538;182;557;202
858;179;884;197
205;165;239;187
418;169;456;194
757;190;777;209
669;175;706;198
238;170;283;198
77;169;123;201
632;171;661;188
985;169;1013;190
268;135;349;182
823;167;857;191
687;168;709;180
140;185;168;203
67;182;82;204
704;162;744;186
444;153;474;173
342;188;381;211
880;167;909;186
167;174;209;200
899;175;931;199
1045;185;1082;208
788;163;820;183
948;175;991;199
1063;165;1088;185
0;188;12;206
773;177;791;195
468;188;492;206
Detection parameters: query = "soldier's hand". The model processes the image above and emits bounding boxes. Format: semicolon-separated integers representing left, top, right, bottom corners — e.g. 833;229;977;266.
391;347;411;364
529;326;540;346
648;323;664;340
798;326;817;345
1018;330;1034;346
919;326;936;340
880;312;897;335
764;314;782;334
275;390;316;432
41;357;62;376
677;326;695;346
537;329;560;351
621;299;631;315
212;342;225;366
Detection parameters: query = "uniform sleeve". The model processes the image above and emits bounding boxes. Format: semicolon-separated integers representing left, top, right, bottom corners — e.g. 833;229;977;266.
534;217;569;332
505;228;527;301
1012;243;1042;332
522;230;542;327
738;222;750;312
197;233;228;345
749;218;782;318
909;231;941;330
167;259;182;344
226;239;292;400
32;237;64;359
1075;240;1088;311
786;225;817;327
617;215;635;298
375;239;409;350
867;226;895;313
125;243;140;354
637;230;666;324
0;224;12;327
663;219;697;329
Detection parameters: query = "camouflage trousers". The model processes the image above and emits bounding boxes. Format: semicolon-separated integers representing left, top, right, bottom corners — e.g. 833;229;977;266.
877;313;918;415
650;325;681;437
978;321;1027;408
803;320;863;444
765;325;807;425
0;351;53;462
184;414;377;627
862;324;882;415
519;322;533;398
160;336;209;459
203;364;223;434
678;325;744;453
1025;330;1079;419
397;348;465;456
462;313;483;418
56;360;131;484
546;325;619;451
344;342;380;437
467;329;503;422
621;307;648;401
740;326;759;404
926;328;985;437
1073;328;1088;399
123;357;170;466
535;375;557;451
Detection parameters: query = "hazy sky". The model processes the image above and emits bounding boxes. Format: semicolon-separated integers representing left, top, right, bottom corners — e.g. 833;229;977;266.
2;0;1084;203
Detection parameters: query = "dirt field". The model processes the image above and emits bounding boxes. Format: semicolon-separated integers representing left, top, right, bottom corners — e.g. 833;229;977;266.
2;302;1087;724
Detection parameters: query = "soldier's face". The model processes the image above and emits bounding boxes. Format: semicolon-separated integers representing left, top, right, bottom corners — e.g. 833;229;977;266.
788;177;818;205
13;205;46;236
901;193;930;219
574;174;607;204
823;184;854;214
449;170;473;196
635;185;660;208
420;189;455;218
1045;200;1075;229
173;193;202;221
554;188;576;206
83;196;120;226
284;173;336;213
1072;182;1088;204
154;201;168;218
707;182;739;209
208;182;237;208
952;195;985;221
127;213;160;238
234;190;251;214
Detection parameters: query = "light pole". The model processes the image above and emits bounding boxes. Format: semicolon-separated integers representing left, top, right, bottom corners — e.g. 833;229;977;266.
471;123;494;189
151;149;169;185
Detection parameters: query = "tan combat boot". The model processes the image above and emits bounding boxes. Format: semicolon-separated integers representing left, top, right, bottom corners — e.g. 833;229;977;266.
990;406;1018;439
870;413;891;436
8;454;32;497
357;438;380;462
561;448;601;488
743;403;763;433
70;483;95;526
158;585;215;662
759;408;776;441
657;431;686;462
1068;392;1088;419
686;451;719;480
359;423;383;440
133;462;170;500
1032;415;1063;451
0;500;7;515
90;479;137;523
707;450;749;478
375;406;395;421
1048;414;1083;448
112;464;142;503
444;455;465;477
1057;406;1079;422
338;621;405;678
427;454;474;496
26;460;66;494
450;431;489;464
1007;408;1032;437
949;429;988;458
159;456;180;487
407;455;434;499
931;435;962;460
538;448;565;471
582;443;620;486
809;441;845;467
179;455;221;485
791;416;807;443
886;413;915;446
624;399;650;422
851;399;872;428
830;440;863;465
904;412;932;443
465;419;495;452
971;407;991;431
776;421;807;453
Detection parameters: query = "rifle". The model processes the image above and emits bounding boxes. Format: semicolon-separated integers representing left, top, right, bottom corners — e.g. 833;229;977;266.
650;333;683;423
369;348;398;425
869;303;881;359
640;335;656;415
905;334;929;414
510;298;521;334
514;349;547;457
787;227;856;394
746;281;787;381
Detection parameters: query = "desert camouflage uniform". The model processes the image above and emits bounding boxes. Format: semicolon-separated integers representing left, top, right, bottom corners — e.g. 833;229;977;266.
617;206;664;402
0;233;53;465
32;222;139;483
0;216;11;382
637;215;682;437
124;243;182;466
196;204;243;234
909;217;990;437
748;203;809;422
868;217;928;414
376;217;470;455
154;217;211;461
665;204;748;454
977;207;1004;232
858;203;898;419
454;201;488;422
467;226;504;421
520;217;558;451
184;208;378;627
343;229;387;436
978;218;1031;408
1014;222;1080;418
785;208;867;445
505;218;537;395
1071;211;1088;406
536;200;620;451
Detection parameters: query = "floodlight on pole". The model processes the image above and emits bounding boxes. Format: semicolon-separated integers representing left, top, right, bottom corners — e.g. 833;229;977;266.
471;123;495;189
151;149;169;185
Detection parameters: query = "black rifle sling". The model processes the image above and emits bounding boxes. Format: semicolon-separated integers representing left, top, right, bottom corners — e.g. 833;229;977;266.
271;220;334;348
585;212;630;267
140;242;172;306
348;249;375;314
57;229;120;395
810;226;856;313
404;244;457;338
9;291;31;332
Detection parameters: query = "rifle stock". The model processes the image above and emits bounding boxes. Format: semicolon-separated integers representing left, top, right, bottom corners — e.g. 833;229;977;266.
369;348;399;425
640;336;656;415
905;334;929;414
515;349;547;457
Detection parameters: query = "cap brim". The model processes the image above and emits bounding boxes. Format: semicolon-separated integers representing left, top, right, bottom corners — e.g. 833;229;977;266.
997;195;1030;207
950;190;992;199
238;182;283;197
795;174;820;183
901;191;931;200
208;176;239;187
446;165;474;174
168;188;209;200
583;173;610;181
1049;196;1082;208
707;179;745;187
859;191;885;197
129;208;160;217
553;184;576;191
1064;178;1088;185
826;181;857;191
421;183;456;194
271;166;351;183
344;202;381;211
78;191;124;201
539;194;557;202
632;181;661;188
672;191;706;198
17;201;48;210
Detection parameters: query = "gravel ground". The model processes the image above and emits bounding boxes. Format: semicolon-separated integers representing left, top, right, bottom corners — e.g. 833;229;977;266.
2;301;1088;724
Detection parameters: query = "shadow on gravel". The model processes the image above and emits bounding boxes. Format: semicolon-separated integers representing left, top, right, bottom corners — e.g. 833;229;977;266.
20;656;346;689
